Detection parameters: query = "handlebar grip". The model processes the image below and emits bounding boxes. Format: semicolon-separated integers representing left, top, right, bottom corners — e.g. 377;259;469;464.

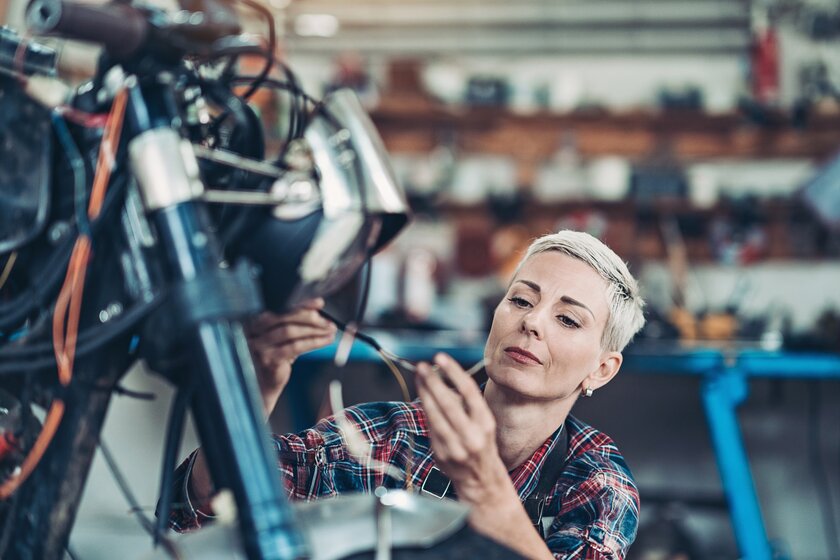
0;26;58;77
25;0;148;60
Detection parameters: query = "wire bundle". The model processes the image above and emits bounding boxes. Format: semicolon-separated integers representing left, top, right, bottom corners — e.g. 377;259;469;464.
0;87;128;500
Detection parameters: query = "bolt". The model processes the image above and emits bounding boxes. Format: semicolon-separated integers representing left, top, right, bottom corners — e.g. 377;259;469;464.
48;221;71;245
330;129;351;147
99;301;124;323
337;150;356;167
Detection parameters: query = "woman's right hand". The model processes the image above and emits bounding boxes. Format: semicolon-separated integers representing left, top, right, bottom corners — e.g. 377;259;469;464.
245;298;337;418
190;299;336;506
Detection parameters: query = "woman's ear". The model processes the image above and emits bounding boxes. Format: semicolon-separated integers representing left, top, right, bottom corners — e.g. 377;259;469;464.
585;351;623;391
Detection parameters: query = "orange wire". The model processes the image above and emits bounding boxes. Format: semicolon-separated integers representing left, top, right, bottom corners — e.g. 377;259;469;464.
58;238;91;381
0;88;128;500
0;400;65;499
63;88;127;375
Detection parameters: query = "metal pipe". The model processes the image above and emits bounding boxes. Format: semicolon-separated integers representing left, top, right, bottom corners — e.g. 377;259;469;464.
127;80;307;560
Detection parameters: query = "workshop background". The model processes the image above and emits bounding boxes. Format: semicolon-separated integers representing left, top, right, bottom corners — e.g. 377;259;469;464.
2;0;840;559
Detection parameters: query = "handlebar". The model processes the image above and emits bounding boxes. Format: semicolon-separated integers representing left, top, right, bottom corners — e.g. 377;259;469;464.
25;0;243;61
0;26;58;77
25;0;148;60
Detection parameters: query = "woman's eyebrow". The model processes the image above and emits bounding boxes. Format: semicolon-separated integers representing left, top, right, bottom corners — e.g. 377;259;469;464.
514;279;541;292
513;279;595;320
560;295;596;321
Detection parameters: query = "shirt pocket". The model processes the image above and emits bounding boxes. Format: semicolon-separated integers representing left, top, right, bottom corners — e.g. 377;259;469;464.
278;445;344;500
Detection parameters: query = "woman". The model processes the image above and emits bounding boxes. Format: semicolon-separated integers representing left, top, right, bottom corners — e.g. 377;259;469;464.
171;230;646;559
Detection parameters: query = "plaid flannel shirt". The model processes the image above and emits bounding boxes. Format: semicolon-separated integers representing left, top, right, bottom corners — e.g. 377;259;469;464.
169;400;639;559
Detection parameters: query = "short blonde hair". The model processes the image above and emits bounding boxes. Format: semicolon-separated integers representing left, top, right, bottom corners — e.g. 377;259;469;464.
514;230;645;352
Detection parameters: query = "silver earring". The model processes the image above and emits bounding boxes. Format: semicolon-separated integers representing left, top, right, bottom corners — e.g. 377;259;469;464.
583;387;594;398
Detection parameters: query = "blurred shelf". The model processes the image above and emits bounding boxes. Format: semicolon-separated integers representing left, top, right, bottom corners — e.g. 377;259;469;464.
371;100;840;161
412;196;835;263
370;98;839;263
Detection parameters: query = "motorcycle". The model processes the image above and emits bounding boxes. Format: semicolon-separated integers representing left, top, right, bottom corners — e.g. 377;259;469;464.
0;1;521;559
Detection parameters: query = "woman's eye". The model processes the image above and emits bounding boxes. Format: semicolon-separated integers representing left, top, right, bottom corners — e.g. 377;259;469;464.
508;296;532;308
557;315;581;328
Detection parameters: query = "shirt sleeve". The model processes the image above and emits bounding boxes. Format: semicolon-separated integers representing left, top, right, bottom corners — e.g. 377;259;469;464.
544;468;640;560
166;450;217;532
166;418;346;533
165;402;412;533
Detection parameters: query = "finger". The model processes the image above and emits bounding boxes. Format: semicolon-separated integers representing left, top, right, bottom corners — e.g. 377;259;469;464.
417;372;468;463
257;323;336;346
434;353;494;426
297;298;325;310
262;333;337;362
250;308;331;336
418;363;472;428
245;311;276;336
420;360;495;455
417;362;477;448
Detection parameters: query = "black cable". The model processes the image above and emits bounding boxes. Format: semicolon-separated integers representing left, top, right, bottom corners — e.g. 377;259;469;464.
1;295;158;360
280;62;309;140
287;84;300;147
52;112;91;240
234;0;275;102
0;231;74;328
355;258;372;327
112;384;156;401
0;295;161;359
278;62;302;145
0;294;163;374
98;440;182;559
204;0;278;133
217;54;239;85
204;79;256;142
230;76;315;102
318;308;382;353
154;382;194;547
72;380;157;401
231;63;322;171
0;488;21;558
230;73;316;148
808;381;840;560
0;173;128;331
307;96;343;131
201;78;277;251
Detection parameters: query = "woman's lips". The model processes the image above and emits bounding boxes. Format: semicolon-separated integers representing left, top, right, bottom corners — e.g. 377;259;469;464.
504;347;542;365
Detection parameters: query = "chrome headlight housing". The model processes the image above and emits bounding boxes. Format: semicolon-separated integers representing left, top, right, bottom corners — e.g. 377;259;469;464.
233;89;410;312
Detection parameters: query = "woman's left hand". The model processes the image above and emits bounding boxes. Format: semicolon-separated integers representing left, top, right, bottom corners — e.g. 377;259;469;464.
417;353;555;560
415;353;511;507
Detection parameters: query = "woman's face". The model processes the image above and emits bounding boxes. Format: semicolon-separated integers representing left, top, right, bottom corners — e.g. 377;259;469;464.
484;251;617;402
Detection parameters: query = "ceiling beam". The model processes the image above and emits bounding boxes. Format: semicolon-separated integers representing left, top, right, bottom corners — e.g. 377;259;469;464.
284;27;749;55
284;0;748;28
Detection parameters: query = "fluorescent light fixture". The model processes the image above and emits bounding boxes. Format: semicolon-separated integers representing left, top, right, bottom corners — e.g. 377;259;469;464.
294;14;340;37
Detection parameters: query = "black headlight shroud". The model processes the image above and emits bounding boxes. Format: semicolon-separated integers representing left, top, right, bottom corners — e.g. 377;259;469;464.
228;89;411;314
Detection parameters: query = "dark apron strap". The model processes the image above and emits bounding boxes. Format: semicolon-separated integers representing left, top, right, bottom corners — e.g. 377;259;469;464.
523;425;569;538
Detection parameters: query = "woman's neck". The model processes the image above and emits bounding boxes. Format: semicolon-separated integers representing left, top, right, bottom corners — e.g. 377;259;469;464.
485;381;574;470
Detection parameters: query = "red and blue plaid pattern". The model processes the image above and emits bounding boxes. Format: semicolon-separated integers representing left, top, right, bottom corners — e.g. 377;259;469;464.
169;400;639;559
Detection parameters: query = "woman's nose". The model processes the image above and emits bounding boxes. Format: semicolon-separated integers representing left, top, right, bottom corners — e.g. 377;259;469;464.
520;312;542;339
